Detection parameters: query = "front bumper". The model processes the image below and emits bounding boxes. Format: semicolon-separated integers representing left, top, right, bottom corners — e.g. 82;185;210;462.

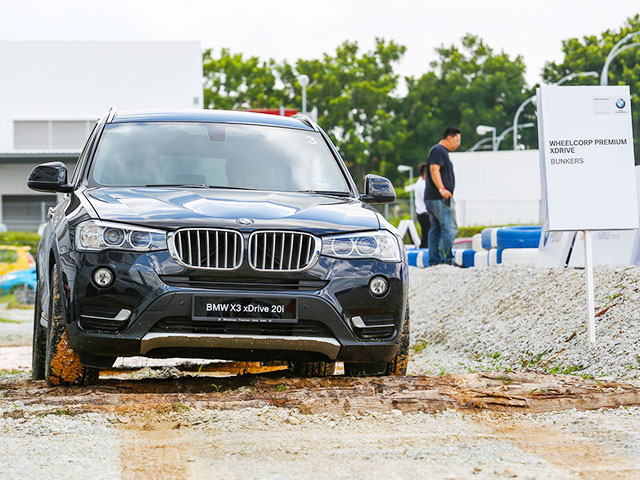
62;250;408;365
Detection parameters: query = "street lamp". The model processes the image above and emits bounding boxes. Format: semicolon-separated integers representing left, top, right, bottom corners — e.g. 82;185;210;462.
397;165;414;224
601;31;640;85
469;123;535;152
297;74;310;114
476;125;497;151
496;123;534;150
513;71;598;150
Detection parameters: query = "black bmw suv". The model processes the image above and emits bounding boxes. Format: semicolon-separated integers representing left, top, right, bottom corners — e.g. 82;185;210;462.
28;109;409;386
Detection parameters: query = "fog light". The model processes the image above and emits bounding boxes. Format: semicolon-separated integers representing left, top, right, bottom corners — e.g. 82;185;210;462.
93;267;114;288
369;276;388;297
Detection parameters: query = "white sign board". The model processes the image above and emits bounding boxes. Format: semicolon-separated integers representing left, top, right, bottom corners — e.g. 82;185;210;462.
537;85;638;231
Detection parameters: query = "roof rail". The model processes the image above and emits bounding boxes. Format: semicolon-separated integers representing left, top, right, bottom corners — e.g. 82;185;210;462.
106;107;118;123
292;113;318;131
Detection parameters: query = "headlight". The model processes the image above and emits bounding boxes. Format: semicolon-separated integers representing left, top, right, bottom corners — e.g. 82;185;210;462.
75;220;167;252
321;231;402;262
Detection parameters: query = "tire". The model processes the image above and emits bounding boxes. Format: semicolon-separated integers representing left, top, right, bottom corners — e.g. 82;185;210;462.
31;285;47;380
496;226;542;249
290;361;336;377
481;228;495;250
44;265;99;387
345;303;410;377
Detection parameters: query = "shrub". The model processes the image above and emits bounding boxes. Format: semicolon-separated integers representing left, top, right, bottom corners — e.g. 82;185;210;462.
0;231;41;253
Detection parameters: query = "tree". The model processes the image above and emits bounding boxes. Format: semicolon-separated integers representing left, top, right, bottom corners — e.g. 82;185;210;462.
202;48;286;110
543;15;640;159
401;34;532;161
278;39;408;188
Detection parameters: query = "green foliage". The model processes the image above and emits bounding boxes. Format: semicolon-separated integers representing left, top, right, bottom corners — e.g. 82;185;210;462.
0;231;41;253
284;39;408;187
543;15;640;159
200;16;640;197
202;48;287;110
401;34;532;160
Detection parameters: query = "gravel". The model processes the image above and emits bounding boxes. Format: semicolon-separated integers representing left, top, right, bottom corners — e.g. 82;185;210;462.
1;265;640;477
408;264;640;383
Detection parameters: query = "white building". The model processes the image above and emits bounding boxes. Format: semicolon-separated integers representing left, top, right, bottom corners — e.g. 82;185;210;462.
0;41;203;230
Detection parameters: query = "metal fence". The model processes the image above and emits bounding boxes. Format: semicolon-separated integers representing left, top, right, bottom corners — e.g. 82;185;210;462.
1;197;57;232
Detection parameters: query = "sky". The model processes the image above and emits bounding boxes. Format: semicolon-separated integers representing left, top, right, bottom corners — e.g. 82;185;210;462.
1;0;639;87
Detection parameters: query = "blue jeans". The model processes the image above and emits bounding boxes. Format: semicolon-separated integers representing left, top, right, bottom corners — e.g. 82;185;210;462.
426;199;458;266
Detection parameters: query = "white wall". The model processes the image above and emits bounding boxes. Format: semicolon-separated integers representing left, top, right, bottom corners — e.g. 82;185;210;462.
450;150;541;226
0;41;203;150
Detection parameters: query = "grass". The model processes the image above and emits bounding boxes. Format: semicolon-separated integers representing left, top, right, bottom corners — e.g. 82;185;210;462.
547;364;584;375
412;341;428;354
275;384;287;392
0;293;32;309
0;369;23;376
37;409;72;417
0;317;20;324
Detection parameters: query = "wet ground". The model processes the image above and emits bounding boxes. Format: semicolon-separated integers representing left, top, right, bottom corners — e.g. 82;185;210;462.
2;304;640;478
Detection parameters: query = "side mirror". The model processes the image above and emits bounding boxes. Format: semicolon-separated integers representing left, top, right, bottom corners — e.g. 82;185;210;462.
361;174;396;204
27;162;73;193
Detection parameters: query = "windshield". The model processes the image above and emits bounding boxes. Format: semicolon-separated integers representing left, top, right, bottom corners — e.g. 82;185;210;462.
90;122;351;194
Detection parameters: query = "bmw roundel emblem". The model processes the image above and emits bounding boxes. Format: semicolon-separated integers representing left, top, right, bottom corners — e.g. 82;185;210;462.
616;98;626;109
236;218;254;226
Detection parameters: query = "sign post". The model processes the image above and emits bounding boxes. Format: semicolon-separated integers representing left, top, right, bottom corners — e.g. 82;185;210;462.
583;230;596;343
536;85;637;344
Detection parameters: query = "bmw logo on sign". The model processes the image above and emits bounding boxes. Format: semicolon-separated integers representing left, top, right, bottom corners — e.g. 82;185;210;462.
236;218;254;226
616;98;626;109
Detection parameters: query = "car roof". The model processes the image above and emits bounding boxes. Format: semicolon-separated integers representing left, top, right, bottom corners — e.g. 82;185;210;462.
109;109;316;131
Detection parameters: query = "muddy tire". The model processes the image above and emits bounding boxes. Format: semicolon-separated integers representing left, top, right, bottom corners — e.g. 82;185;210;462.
44;265;99;387
344;304;410;377
290;361;336;377
31;285;47;380
386;305;410;376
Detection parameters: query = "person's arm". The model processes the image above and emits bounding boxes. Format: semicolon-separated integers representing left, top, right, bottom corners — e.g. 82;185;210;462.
429;164;452;199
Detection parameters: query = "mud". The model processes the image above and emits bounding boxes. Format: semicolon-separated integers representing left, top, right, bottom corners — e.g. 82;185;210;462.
2;370;639;417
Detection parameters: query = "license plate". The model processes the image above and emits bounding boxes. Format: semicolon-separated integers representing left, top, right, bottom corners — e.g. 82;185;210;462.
192;296;297;323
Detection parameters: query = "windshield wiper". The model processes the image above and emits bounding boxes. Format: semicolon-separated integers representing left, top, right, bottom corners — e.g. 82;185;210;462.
144;184;258;191
297;190;352;197
145;184;210;188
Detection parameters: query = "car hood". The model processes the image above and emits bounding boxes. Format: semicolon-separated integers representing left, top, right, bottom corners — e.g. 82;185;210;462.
84;187;381;235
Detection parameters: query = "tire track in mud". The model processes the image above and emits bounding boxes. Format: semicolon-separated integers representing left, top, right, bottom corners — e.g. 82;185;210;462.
117;409;195;480
479;415;640;479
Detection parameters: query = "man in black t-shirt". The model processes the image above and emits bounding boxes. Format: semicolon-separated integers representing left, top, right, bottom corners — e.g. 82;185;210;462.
425;127;461;266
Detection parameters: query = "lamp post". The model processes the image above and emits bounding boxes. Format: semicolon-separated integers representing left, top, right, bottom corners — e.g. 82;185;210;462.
397;165;414;224
513;71;598;150
476;125;497;151
297;74;310;114
601;32;640;85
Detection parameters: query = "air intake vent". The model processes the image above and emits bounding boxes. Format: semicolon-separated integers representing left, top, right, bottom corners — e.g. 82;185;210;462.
351;314;396;340
170;229;243;270
151;317;333;338
248;231;320;272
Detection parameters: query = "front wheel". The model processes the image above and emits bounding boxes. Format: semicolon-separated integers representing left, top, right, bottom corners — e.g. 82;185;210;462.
344;304;410;377
44;265;99;387
289;361;336;377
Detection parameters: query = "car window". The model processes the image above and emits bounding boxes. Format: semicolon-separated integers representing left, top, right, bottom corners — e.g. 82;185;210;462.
90;122;351;193
0;250;17;263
